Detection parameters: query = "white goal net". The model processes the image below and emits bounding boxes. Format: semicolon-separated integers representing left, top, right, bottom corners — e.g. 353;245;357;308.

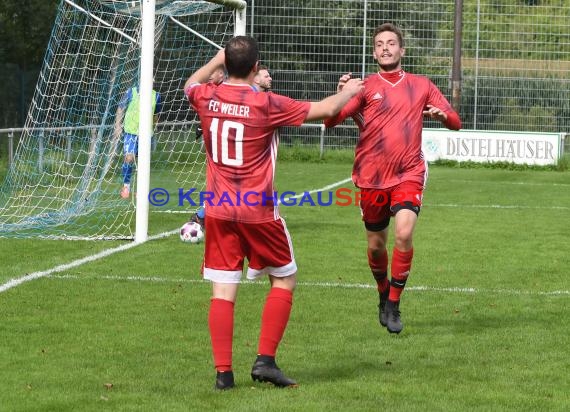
0;0;245;240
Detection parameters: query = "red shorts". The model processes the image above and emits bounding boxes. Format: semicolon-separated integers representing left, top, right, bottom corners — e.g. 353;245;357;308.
359;181;424;224
203;216;297;283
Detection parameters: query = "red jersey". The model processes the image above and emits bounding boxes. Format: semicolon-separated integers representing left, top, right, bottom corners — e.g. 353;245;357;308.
325;70;460;189
185;82;310;223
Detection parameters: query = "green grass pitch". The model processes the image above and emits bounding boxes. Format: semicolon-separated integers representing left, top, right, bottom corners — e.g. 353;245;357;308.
1;160;569;411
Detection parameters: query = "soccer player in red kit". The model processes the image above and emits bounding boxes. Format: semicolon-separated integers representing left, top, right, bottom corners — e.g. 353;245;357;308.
184;36;363;390
325;23;461;334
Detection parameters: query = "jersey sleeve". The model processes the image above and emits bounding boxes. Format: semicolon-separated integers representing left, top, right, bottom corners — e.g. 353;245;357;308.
184;83;202;112
443;110;461;130
427;82;461;130
266;93;310;127
323;92;363;129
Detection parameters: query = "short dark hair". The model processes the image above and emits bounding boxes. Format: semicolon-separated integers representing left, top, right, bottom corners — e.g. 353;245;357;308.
373;23;404;48
257;64;269;73
224;36;259;78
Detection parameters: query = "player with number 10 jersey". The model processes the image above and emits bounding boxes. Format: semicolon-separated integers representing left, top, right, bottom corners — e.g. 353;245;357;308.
185;83;309;223
183;36;363;390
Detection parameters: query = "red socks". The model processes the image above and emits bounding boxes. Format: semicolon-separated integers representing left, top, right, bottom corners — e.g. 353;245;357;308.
368;248;389;293
209;298;234;372
257;287;293;357
389;248;413;302
209;288;293;371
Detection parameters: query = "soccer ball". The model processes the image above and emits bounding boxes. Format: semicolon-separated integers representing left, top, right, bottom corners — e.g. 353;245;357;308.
179;221;204;244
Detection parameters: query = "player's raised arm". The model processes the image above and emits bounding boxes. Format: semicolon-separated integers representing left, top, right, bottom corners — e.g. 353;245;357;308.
306;78;364;121
184;48;225;90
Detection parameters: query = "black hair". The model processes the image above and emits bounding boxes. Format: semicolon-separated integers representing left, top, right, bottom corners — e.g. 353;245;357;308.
224;36;259;78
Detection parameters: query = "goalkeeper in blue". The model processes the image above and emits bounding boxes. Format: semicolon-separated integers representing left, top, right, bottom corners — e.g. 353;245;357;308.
114;86;162;199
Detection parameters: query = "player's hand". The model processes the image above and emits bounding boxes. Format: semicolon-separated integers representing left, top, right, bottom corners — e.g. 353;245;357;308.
337;72;353;93
341;77;364;97
195;126;203;140
423;105;448;122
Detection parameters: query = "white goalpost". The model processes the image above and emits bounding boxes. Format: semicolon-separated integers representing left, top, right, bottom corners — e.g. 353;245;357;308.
136;0;158;244
0;0;246;241
135;0;245;243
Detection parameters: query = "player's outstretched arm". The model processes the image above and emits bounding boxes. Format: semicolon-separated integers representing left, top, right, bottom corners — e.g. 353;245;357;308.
184;49;225;90
306;78;364;121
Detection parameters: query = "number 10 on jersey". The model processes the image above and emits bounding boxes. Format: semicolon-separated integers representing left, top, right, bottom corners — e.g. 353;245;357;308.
210;118;244;166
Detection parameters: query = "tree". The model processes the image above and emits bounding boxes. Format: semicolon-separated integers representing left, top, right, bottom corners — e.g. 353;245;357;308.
0;0;59;126
0;0;59;70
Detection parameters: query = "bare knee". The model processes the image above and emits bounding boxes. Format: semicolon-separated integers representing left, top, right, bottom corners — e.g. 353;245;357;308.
394;226;413;251
270;274;296;292
368;246;386;260
394;210;417;251
367;229;387;253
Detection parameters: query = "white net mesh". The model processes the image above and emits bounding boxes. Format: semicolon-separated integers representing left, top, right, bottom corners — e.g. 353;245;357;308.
0;0;239;239
98;0;221;16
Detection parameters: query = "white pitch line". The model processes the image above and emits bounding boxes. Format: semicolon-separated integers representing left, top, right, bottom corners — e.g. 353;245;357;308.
427;203;570;210
1;178;352;294
434;178;570;187
4;175;568;295
156;202;570;213
0;229;177;293
48;274;570;296
152;175;569;213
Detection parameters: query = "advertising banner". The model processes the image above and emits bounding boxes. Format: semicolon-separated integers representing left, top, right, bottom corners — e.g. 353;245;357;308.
422;129;564;165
